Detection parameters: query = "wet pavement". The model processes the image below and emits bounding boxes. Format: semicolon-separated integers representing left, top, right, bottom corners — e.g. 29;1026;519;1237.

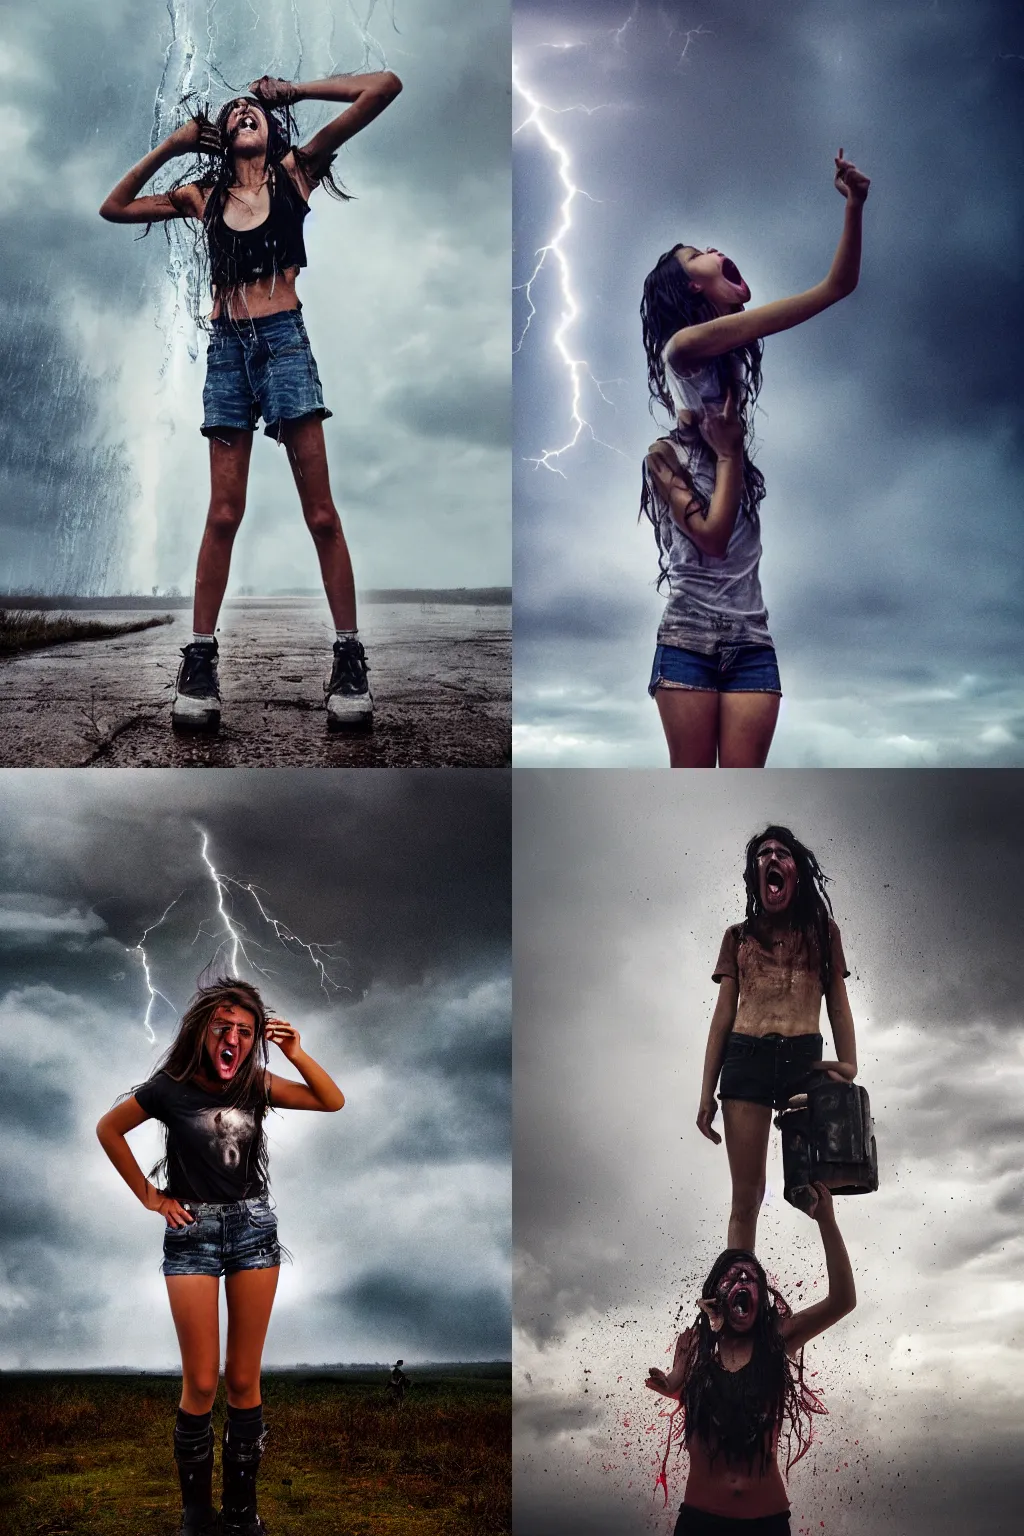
0;600;511;768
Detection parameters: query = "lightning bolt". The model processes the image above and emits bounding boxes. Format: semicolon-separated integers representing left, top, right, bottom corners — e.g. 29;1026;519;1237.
196;828;348;997
513;55;625;475
130;894;185;1043
129;828;348;1037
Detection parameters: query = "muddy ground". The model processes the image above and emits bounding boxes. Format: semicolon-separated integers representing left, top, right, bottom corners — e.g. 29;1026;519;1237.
0;600;511;768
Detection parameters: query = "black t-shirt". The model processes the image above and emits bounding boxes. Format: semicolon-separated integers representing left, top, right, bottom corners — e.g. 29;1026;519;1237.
134;1071;267;1202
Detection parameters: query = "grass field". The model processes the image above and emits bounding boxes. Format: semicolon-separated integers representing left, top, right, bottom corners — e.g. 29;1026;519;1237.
0;1368;511;1535
0;611;173;656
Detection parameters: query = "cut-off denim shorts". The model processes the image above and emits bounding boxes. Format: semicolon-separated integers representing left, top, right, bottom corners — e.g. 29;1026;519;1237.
718;1032;824;1111
648;642;782;698
201;307;332;443
162;1196;282;1278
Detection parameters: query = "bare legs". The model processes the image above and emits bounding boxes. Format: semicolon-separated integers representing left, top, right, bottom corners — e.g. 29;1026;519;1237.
165;1268;279;1413
655;690;780;768
193;432;254;637
280;416;357;632
722;1100;773;1251
190;416;356;636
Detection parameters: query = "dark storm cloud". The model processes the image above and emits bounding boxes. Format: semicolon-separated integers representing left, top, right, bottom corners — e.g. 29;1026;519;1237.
0;1063;74;1138
336;1270;510;1359
384;372;511;448
513;0;1024;766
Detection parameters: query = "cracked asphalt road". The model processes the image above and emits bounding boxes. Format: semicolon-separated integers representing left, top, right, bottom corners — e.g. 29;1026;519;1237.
0;600;511;768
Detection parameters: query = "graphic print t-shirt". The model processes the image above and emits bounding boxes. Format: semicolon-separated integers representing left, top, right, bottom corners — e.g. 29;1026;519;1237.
134;1071;267;1202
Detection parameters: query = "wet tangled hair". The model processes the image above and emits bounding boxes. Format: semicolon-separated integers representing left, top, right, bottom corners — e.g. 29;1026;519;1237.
639;244;767;581
159;93;351;319
741;825;837;990
143;976;273;1193
669;1250;825;1480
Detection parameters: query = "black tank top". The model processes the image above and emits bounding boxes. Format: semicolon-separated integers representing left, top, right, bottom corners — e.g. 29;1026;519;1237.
208;167;309;288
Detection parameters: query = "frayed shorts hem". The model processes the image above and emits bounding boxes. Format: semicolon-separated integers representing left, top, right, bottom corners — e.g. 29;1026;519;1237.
201;406;333;444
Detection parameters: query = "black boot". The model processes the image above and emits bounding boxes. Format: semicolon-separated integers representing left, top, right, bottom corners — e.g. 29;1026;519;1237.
173;1411;218;1534
221;1421;270;1535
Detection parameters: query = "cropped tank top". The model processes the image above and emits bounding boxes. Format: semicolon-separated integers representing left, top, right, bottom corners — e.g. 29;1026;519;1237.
207;167;309;290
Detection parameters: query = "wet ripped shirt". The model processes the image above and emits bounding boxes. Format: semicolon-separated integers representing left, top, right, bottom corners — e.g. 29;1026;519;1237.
713;920;849;1037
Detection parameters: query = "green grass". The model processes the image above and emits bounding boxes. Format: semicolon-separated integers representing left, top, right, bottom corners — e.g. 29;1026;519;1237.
0;1372;511;1535
0;610;173;656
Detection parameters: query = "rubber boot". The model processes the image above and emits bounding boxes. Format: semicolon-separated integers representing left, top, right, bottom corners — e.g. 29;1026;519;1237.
173;1415;218;1534
221;1423;270;1536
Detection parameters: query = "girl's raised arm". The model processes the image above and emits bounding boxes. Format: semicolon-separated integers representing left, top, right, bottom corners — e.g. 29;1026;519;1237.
99;119;217;224
665;151;870;369
264;1020;345;1111
251;70;402;193
781;1183;856;1353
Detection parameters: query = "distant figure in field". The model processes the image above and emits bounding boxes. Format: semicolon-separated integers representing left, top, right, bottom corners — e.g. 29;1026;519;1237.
389;1359;411;1405
96;978;345;1535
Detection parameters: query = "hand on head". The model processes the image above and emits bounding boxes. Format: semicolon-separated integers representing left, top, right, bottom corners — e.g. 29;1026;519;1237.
249;75;298;107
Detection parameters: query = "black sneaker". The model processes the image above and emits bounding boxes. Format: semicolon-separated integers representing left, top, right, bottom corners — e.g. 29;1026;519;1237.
325;637;373;728
172;640;221;732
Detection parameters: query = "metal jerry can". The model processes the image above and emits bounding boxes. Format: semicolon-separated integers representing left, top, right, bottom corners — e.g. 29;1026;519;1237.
774;1078;878;1211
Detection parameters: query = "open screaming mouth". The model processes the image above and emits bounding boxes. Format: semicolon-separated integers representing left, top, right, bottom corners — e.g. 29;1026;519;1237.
721;257;744;287
219;1046;236;1069
731;1288;752;1317
766;868;785;894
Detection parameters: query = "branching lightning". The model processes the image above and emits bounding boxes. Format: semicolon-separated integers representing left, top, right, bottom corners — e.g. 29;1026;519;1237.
130;895;185;1042
513;56;626;476
129;828;348;1038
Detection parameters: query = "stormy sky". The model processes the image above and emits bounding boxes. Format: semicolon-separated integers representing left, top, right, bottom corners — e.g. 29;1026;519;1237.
0;769;510;1367
513;0;1024;767
0;0;509;595
513;770;1024;1534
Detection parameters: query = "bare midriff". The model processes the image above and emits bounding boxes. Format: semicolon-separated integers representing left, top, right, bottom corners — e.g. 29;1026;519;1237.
210;268;301;322
683;1436;789;1519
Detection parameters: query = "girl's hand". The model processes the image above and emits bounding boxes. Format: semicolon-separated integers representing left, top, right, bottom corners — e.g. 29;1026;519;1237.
152;1193;194;1228
645;1366;677;1397
167;115;221;157
834;148;870;204
266;1019;302;1061
696;1097;722;1145
804;1180;835;1223
699;390;744;461
249;75;299;107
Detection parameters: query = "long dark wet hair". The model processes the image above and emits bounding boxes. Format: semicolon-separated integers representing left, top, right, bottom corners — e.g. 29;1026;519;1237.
639;244;766;585
141;976;273;1194
668;1250;825;1479
741;824;837;990
159;94;351;319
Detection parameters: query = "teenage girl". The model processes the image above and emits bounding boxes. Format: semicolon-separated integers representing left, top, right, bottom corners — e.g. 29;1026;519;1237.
646;1184;856;1535
96;978;344;1535
696;827;858;1250
101;70;401;733
640;151;870;767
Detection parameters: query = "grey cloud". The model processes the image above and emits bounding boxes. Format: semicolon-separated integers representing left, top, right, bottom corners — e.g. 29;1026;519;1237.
385;373;510;448
335;1269;510;1359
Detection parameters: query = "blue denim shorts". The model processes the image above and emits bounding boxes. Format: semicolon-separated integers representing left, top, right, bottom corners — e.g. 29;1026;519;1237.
202;308;332;442
649;642;782;698
718;1032;823;1110
162;1196;282;1278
